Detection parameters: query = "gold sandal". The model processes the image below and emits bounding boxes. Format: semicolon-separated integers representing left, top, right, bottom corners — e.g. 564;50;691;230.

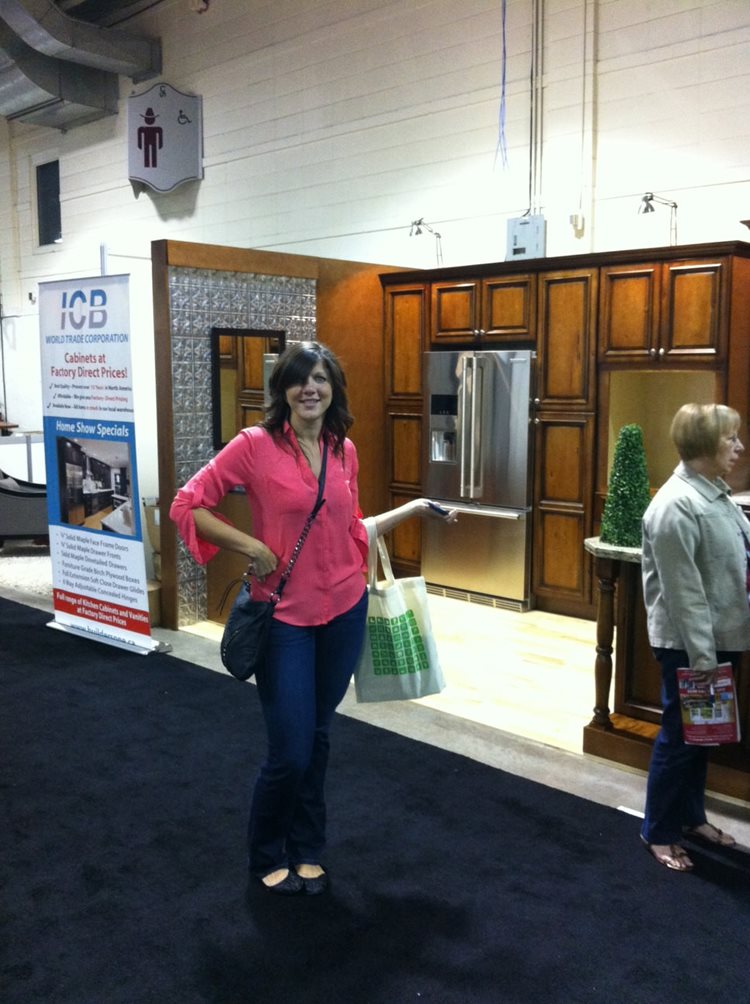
684;822;736;846
641;836;694;872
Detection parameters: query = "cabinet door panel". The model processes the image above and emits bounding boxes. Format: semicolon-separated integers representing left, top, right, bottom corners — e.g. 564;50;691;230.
389;413;422;487
239;337;265;391
389;490;422;567
240;403;265;429
599;265;658;361
385;285;426;397
431;282;478;342
533;412;594;613
662;259;726;361
537;512;586;593
483;275;536;340
537;269;597;408
536;415;592;506
538;423;586;504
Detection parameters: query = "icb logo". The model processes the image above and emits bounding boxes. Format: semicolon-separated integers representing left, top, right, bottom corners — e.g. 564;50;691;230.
60;289;108;330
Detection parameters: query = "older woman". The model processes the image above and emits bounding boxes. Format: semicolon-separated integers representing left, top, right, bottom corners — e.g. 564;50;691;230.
640;403;750;871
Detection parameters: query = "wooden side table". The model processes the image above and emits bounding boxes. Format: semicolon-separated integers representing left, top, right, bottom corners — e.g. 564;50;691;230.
583;536;642;730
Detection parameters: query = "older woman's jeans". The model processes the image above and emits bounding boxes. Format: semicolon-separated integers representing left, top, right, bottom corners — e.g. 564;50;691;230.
641;647;739;845
247;588;368;878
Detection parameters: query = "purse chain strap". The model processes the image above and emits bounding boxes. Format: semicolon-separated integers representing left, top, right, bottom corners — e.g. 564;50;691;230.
218;441;329;613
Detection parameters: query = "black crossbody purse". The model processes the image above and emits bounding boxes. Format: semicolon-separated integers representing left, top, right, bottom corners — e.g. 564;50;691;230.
219;444;328;680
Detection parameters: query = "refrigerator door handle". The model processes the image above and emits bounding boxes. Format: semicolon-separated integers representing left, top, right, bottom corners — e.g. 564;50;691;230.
469;354;483;499
433;501;527;519
459;354;470;497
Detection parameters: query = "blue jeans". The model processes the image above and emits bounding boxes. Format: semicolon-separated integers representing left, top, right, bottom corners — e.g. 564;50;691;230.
247;587;368;877
641;647;739;845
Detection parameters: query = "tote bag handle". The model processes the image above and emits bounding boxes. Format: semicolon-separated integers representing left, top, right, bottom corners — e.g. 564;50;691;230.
363;520;396;591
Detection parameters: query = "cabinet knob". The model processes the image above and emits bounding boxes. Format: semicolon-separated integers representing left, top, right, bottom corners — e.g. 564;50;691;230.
649;347;657;356
534;398;541;405
534;417;540;425
658;347;665;356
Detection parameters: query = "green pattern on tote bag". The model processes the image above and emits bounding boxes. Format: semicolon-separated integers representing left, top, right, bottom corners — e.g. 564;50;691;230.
353;525;445;703
367;610;429;676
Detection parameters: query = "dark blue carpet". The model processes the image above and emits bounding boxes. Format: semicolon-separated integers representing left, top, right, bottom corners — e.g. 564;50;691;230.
1;596;749;1003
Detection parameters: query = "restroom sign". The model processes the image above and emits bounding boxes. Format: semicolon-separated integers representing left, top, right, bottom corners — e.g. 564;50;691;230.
128;82;203;193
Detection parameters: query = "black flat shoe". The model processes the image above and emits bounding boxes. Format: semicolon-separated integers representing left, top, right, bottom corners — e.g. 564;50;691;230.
296;866;329;896
258;869;304;895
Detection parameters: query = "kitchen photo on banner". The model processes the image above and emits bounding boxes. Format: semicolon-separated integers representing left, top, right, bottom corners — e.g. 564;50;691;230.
38;274;165;654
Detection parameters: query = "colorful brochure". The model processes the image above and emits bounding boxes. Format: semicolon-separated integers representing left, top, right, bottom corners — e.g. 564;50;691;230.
676;663;741;746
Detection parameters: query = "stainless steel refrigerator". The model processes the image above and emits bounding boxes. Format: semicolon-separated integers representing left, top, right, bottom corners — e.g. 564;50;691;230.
422;348;535;608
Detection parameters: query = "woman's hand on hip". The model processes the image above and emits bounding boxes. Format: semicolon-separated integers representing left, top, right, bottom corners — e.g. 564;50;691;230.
245;541;278;582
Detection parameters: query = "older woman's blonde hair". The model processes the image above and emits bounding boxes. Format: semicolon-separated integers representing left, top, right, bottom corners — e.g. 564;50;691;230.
670;403;740;461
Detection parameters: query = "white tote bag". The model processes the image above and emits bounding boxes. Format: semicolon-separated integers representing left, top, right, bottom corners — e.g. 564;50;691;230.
354;529;445;703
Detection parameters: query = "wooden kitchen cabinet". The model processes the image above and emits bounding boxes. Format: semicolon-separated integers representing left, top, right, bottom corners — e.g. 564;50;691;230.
532;268;598;615
430;274;536;344
385;284;426;399
532;411;595;616
380;242;750;617
598;257;727;365
536;268;598;410
384;283;428;574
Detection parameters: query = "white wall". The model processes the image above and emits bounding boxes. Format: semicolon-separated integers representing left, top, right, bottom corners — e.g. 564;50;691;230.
1;0;749;495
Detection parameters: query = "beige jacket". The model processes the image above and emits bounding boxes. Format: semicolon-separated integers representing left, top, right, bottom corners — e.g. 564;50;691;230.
641;462;750;669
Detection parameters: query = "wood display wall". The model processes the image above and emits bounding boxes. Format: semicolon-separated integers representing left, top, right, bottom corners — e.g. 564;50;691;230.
152;239;403;629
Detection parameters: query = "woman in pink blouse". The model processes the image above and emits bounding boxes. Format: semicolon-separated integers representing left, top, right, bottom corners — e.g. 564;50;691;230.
171;341;454;896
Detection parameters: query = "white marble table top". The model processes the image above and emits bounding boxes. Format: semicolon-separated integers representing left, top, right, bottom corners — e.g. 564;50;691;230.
584;536;642;563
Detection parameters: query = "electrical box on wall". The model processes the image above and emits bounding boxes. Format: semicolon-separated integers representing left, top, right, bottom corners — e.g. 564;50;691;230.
505;215;547;260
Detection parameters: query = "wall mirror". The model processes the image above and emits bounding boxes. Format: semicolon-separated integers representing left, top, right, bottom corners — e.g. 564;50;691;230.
210;328;286;450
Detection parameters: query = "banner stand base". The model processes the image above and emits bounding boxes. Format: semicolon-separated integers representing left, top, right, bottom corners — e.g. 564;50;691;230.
47;619;172;656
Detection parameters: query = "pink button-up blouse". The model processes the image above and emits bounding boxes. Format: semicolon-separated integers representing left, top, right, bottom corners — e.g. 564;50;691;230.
169;424;370;626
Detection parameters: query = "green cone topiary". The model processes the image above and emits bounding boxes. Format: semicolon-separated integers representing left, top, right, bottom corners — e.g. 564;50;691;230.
599;423;651;548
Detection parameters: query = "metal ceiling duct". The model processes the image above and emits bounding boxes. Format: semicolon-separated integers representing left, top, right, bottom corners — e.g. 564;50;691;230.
0;20;119;128
0;0;160;130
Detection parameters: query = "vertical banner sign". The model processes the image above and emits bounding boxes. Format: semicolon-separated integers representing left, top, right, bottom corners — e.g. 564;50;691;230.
39;275;165;654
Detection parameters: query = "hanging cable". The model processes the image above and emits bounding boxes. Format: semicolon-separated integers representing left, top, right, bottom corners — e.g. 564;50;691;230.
577;0;588;223
528;0;536;214
494;0;509;169
524;0;544;215
530;0;544;215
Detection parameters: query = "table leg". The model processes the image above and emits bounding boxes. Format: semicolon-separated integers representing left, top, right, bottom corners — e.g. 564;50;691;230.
590;556;619;729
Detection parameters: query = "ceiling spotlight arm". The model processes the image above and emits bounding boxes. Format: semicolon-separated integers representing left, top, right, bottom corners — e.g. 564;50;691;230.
641;191;678;210
408;217;443;265
638;192;678;245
